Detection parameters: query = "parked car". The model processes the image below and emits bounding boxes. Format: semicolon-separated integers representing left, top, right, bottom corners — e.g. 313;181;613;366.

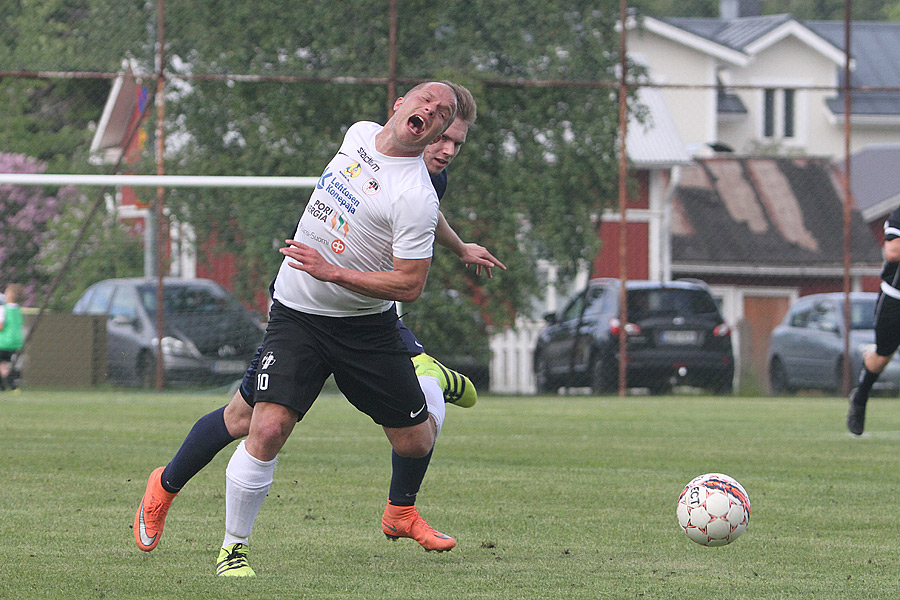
533;278;734;395
767;292;900;395
73;277;264;387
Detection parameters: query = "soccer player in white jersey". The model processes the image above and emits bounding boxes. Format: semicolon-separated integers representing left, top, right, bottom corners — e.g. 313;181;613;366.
202;81;476;577
134;84;502;569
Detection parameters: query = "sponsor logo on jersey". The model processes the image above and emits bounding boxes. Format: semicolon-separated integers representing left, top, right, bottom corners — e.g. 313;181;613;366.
363;178;380;195
344;162;362;178
331;239;346;254
300;225;329;247
316;168;333;189
323;179;360;214
261;352;276;370
357;147;380;172
330;213;350;236
307;199;335;222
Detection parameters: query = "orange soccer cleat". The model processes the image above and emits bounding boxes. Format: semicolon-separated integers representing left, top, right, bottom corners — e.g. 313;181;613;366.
134;466;177;552
382;503;457;552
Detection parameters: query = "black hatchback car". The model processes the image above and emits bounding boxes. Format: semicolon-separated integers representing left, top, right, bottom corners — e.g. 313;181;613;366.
533;279;734;395
73;277;264;387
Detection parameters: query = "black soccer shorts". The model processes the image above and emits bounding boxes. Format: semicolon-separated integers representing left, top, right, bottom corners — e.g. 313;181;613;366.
251;301;428;428
874;291;900;357
239;317;426;405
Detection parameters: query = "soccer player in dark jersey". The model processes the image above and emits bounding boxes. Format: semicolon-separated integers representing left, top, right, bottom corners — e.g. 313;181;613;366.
847;206;900;435
134;84;504;572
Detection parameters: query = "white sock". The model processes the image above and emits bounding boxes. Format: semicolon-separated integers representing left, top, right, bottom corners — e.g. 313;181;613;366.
419;374;445;438
222;440;277;547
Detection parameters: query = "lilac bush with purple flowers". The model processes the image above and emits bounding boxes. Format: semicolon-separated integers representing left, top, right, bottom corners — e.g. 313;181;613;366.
0;153;68;305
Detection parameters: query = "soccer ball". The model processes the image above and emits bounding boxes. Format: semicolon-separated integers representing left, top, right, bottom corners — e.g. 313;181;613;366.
676;473;750;547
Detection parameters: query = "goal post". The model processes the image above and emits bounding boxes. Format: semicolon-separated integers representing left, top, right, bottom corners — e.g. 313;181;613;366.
0;173;318;188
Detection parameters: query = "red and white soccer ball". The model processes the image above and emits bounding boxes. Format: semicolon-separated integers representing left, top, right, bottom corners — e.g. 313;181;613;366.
676;473;750;547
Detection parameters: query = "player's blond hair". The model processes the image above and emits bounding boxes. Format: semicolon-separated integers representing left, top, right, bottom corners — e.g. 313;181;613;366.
441;81;477;126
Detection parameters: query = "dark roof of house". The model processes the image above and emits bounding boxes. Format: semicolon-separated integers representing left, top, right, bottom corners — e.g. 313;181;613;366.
837;144;900;220
667;14;796;52
661;16;900;116
809;21;900;116
671;157;882;269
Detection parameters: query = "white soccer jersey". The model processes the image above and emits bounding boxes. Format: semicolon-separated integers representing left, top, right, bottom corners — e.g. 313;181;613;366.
273;121;439;317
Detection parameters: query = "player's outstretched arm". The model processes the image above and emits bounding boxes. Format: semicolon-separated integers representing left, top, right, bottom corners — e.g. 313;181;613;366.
435;211;507;278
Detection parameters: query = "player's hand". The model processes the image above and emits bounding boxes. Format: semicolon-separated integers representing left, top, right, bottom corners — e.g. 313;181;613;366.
456;243;506;278
280;240;339;282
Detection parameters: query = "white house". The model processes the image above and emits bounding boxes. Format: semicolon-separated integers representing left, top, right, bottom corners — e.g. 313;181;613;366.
627;2;900;158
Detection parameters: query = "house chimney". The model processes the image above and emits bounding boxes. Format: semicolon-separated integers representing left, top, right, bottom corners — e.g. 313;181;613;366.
720;0;762;19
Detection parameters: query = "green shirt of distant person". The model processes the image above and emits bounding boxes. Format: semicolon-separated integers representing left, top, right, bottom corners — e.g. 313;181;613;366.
0;303;24;351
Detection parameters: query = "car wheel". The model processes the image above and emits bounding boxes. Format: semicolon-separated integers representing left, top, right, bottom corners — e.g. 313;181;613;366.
534;353;556;394
768;357;793;396
590;354;617;395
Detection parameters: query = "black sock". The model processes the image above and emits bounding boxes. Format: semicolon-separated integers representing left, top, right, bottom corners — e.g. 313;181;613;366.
160;405;235;493
388;448;433;507
855;367;880;406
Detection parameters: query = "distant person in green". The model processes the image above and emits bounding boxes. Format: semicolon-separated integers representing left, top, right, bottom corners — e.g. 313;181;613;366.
0;283;24;390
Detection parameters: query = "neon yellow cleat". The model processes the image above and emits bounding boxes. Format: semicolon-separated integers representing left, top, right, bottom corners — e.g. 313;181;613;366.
411;353;477;408
216;543;255;577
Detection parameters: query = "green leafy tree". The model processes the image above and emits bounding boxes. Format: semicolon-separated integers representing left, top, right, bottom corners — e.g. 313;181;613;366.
152;0;626;370
0;0;153;170
887;1;900;19
37;191;145;311
2;0;630;373
633;0;894;19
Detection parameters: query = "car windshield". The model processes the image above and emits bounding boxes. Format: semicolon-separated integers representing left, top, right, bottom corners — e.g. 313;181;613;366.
850;298;877;330
626;288;719;320
138;284;241;315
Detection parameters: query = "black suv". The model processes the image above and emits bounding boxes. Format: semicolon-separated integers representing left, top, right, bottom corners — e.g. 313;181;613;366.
533;279;734;395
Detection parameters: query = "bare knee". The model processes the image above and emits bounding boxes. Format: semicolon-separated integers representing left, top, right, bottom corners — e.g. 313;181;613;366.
394;439;433;458
246;402;298;461
384;422;435;458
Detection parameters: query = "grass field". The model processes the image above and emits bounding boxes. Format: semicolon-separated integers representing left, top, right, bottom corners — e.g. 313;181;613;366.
3;388;900;599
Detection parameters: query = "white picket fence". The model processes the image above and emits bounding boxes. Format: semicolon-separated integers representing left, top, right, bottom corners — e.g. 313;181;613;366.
488;318;544;394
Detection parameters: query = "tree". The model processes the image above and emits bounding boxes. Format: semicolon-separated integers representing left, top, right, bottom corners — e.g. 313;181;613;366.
37;191;145;312
153;0;626;367
887;1;900;20
632;0;895;20
0;154;68;305
1;0;630;371
0;0;153;171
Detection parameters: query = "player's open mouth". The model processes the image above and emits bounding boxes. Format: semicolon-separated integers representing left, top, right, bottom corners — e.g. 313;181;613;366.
407;114;426;136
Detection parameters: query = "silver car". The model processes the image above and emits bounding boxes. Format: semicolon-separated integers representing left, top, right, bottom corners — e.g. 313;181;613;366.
767;292;900;395
73;277;265;388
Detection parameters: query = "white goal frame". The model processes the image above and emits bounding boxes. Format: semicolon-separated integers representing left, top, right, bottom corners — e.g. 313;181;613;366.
0;173;318;278
0;173;318;188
